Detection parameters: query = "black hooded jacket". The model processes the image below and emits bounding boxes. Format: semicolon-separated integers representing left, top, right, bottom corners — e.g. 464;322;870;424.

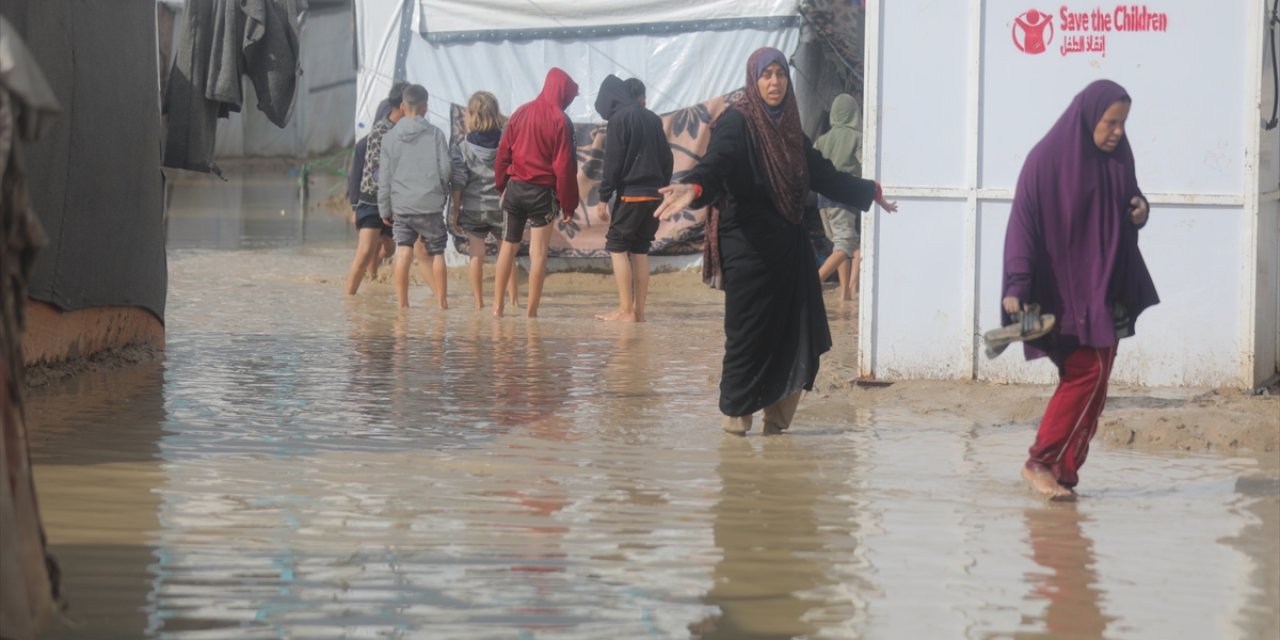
593;75;674;202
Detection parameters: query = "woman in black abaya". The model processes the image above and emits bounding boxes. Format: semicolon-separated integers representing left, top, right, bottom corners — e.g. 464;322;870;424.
655;48;896;434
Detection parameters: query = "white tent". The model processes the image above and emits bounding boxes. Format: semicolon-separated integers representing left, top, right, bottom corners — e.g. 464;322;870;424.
353;0;808;269
353;0;800;137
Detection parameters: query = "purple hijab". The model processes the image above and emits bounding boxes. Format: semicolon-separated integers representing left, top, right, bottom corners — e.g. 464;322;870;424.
1002;79;1159;363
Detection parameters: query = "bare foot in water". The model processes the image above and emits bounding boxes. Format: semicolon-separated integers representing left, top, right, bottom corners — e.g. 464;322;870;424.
492;304;504;319
1022;466;1075;501
596;308;637;322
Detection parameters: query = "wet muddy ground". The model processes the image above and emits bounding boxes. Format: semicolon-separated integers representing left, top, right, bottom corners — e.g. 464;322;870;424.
24;188;1280;639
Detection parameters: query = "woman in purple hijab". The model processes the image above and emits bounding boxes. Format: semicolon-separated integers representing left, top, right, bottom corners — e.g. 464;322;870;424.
1003;79;1159;500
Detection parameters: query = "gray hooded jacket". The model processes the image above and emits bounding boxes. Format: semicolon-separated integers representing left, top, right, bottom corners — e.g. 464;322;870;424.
378;115;451;219
450;132;501;213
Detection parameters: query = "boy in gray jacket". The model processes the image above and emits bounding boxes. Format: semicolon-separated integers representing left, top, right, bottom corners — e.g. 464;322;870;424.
379;83;451;309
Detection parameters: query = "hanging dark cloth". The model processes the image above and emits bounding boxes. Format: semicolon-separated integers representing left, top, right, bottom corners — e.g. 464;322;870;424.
162;0;300;174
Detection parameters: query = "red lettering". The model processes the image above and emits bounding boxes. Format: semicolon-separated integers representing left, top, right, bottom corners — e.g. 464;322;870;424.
1060;6;1089;31
1114;5;1170;32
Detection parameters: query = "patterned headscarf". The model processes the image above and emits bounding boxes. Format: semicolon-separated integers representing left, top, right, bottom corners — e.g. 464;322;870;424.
737;47;809;224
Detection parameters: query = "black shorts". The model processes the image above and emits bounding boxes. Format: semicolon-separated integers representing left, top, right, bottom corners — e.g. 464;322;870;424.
355;203;392;237
501;180;558;243
605;199;661;254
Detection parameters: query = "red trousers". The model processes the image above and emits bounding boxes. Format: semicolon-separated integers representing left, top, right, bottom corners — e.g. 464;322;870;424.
1027;345;1117;488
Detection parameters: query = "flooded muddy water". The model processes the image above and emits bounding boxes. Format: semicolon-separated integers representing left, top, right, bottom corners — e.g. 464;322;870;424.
25;199;1280;639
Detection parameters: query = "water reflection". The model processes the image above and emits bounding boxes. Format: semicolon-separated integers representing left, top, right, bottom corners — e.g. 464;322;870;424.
1017;504;1112;639
26;363;166;639
343;301;397;431
165;167;351;250
22;243;1280;639
693;436;827;639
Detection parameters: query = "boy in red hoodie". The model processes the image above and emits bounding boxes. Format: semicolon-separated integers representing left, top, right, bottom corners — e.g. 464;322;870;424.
492;68;580;318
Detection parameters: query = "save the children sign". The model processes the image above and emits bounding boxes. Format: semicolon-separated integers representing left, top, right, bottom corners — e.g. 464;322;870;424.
1013;5;1170;57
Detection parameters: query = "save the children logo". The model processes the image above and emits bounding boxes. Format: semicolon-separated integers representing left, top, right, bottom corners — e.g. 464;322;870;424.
1012;9;1054;54
1013;6;1170;57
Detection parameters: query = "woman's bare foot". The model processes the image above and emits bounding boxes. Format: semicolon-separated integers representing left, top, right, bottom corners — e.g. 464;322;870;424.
474;300;484;310
722;415;752;435
492;304;504;318
595;308;623;321
1022;466;1075;501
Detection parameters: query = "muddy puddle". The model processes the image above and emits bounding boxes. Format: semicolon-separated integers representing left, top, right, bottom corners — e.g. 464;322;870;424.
23;200;1280;639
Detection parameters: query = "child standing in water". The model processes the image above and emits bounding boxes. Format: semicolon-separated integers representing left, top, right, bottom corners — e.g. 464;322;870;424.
345;83;405;294
593;76;673;322
379;84;452;309
492;68;581;319
450;91;518;309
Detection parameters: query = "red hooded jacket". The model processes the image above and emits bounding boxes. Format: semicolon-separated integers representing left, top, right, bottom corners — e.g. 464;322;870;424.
494;68;580;216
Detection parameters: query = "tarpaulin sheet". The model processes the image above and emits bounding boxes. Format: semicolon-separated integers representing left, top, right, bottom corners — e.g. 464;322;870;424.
1;0;166;320
419;0;797;41
354;1;798;129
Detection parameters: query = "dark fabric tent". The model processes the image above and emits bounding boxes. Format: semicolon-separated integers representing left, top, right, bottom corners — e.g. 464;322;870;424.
0;0;167;321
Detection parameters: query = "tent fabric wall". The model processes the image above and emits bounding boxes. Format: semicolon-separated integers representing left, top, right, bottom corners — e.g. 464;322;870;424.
300;3;358;155
355;2;799;131
417;0;796;37
1;0;167;320
792;0;865;140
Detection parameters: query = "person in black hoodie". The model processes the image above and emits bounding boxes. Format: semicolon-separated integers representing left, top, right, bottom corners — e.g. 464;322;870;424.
593;76;673;322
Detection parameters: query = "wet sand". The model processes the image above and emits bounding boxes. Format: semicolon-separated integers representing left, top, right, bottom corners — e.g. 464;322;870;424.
21;232;1280;638
812;375;1279;459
